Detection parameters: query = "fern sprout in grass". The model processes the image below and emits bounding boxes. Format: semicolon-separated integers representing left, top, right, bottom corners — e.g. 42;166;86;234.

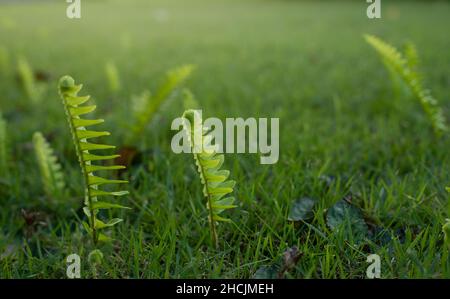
364;34;447;136
32;132;65;201
105;61;121;93
17;57;44;103
182;109;237;248
0;111;7;178
404;42;419;71
128;64;195;145
58;76;130;246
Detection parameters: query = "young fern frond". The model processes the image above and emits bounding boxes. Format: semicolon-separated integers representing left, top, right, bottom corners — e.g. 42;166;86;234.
404;42;419;72
0;111;7;178
128;64;195;144
364;34;447;136
17;57;44;103
58;76;129;245
32;132;65;200
105;61;121;93
182;109;237;248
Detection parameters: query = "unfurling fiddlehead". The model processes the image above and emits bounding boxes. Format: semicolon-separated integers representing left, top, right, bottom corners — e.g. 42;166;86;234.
58;76;129;245
182;109;237;248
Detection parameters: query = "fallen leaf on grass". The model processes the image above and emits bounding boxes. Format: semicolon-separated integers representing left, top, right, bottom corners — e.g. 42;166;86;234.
326;200;368;244
288;197;316;222
278;246;302;278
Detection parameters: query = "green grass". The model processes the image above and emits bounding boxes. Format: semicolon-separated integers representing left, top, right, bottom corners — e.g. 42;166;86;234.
0;0;449;278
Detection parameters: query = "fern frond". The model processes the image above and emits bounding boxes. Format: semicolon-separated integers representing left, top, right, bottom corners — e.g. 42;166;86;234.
105;61;121;93
404;42;419;71
183;89;200;110
17;57;44;103
32;132;65;199
182;109;236;248
364;34;447;136
128;64;195;144
58;75;130;245
0;111;7;177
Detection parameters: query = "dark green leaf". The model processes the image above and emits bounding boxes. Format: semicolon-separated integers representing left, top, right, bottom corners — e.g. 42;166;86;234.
288;197;316;221
326;200;368;243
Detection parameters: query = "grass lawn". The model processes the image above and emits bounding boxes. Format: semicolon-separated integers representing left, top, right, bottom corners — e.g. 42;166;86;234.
0;0;449;278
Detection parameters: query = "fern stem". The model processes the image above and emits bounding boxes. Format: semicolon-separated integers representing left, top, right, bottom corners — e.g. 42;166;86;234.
207;195;219;248
82;163;98;245
195;153;218;248
73;124;98;245
206;190;218;248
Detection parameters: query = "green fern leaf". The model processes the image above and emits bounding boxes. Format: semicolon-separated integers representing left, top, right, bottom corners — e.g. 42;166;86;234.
182;109;237;248
58;75;129;245
404;42;419;71
364;34;447;136
32;132;65;199
128;64;195;144
17;57;44;103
